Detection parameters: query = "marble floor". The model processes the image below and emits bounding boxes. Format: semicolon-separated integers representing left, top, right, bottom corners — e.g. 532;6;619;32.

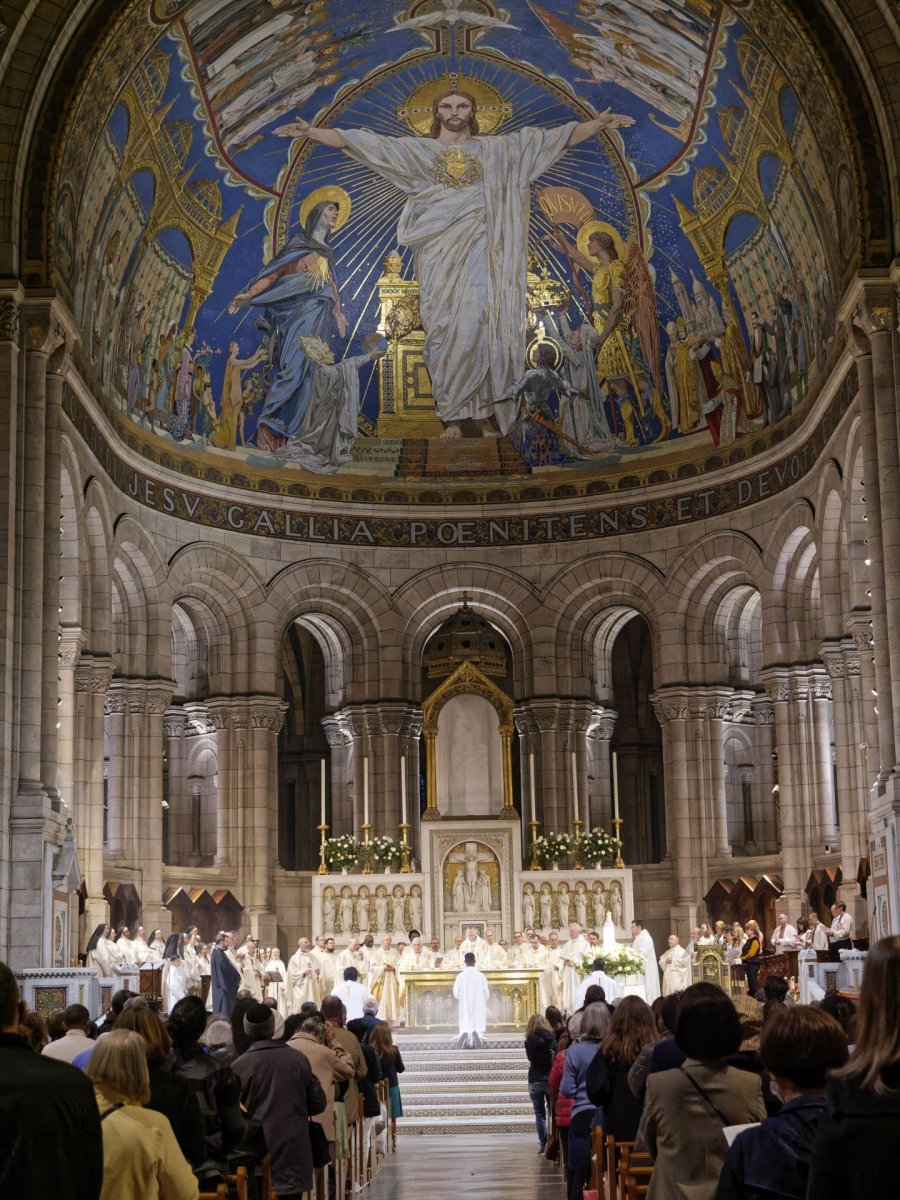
366;1133;566;1199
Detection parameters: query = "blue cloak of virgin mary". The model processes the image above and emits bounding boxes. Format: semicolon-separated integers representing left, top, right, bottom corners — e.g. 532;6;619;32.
248;202;340;449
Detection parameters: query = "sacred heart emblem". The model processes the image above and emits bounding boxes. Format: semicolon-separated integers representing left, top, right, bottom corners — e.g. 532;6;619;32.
432;148;482;189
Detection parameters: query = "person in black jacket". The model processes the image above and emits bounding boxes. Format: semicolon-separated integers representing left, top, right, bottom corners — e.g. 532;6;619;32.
716;1004;848;1200
598;996;658;1143
168;995;255;1188
347;1017;384;1163
0;961;103;1200
806;934;900;1200
525;1013;558;1153
210;930;241;1017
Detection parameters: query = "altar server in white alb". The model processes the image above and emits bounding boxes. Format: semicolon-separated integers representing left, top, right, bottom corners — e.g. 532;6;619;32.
659;934;691;996
631;919;660;1002
576;957;622;1007
453;952;490;1048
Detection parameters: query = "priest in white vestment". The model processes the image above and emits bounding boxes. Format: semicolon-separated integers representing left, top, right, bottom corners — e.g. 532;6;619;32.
540;931;564;1011
559;924;590;1011
480;929;508;969
631;920;660;1002
398;935;434;977
576;960;622;1007
659;935;691;995
507;931;533;968
278;94;632;438
441;934;465;971
333;967;377;1022
367;934;404;1021
460;926;485;963
336;937;369;981
287;937;322;1011
311;935;338;996
266;948;289;1019
453;953;490;1048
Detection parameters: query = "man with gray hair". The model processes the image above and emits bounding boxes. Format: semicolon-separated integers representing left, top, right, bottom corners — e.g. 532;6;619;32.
211;929;241;1017
287;1014;354;1176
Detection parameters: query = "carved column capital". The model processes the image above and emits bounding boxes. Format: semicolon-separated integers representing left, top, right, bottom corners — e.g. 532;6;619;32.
58;626;84;669
855;286;894;336
249;698;288;733
322;713;353;747
163;707;186;739
0;298;21;345
73;654;116;695
649;688;691;725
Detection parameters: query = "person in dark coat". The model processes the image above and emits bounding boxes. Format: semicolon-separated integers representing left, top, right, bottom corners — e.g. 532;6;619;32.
0;961;103;1200
524;1013;557;1152
210;930;241;1017
805;935;900;1200
233;1002;326;1199
716;1004;848;1200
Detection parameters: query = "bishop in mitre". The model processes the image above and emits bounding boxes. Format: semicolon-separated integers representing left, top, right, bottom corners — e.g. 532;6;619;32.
367;933;404;1021
287;936;321;1010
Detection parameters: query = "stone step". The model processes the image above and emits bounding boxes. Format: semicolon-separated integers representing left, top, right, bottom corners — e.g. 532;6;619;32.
402;1099;534;1117
401;1063;529;1080
402;1079;527;1095
400;1115;536;1135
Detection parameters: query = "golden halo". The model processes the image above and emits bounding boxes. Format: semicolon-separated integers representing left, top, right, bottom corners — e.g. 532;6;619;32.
576;219;627;264
299;185;352;233
526;333;562;370
397;74;512;137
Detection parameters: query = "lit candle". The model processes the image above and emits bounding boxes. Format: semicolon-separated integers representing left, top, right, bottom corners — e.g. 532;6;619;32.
400;754;407;826
320;758;326;826
363;756;369;827
529;752;537;824
572;749;579;824
612;750;620;822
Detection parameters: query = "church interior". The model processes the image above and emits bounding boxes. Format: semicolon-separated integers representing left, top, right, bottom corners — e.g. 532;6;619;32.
1;0;899;1194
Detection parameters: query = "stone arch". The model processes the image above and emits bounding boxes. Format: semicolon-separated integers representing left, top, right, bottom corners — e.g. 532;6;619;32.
840;422;869;614
394;564;541;699
762;501;821;662
266;560;390;705
168;544;269;696
665;532;765;681
82;476;114;656
712;586;764;689
59;435;89;630
543;555;666;697
112;515;172;678
814;459;849;636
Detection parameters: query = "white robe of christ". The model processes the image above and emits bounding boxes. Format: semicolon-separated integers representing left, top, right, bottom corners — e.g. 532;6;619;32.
340;124;576;430
453;965;490;1037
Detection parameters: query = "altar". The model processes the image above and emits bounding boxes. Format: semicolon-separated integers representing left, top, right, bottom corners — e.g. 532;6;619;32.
402;968;542;1032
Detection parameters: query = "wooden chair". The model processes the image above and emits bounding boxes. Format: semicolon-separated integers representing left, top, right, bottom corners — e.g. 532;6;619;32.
591;1123;606;1196
618;1144;651;1200
260;1154;276;1200
225;1165;249;1200
625;1172;652;1200
197;1186;226;1200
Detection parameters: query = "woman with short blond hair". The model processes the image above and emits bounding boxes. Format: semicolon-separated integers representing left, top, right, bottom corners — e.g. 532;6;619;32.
86;1029;198;1200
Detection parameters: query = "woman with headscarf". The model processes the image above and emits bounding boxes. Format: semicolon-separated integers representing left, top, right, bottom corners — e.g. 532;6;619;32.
116;927;135;966
149;929;167;959
227;191;350;453
181;927;202;998
86;924;114;976
162;933;190;1014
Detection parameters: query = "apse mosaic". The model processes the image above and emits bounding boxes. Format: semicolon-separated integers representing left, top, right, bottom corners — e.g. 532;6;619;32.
54;0;859;497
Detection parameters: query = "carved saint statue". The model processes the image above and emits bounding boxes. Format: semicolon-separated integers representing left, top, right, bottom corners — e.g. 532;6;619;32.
447;841;496;912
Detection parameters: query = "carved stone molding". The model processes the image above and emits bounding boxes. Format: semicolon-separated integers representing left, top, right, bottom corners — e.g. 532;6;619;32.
104;692;126;716
843;652;861;677
650;697;688;725
752;700;775;726
763;679;789;704
73;657;115;695
249;704;287;734
851;627;875;652
0;299;20;345
321;714;352;748
821;652;845;679
164;717;186;739
810;677;833;702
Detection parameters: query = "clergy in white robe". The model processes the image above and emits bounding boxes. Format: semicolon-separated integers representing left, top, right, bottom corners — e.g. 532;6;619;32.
106;931;126;973
559;924;590;1011
460;928;485;964
332;969;377;1022
480;930;508;969
287;938;322;1011
631;921;660;1003
453;956;490;1047
441;936;465;972
576;966;622;1007
367;935;404;1021
659;936;691;995
265;949;289;1019
529;936;550;970
285;100;632;437
131;927;152;966
183;935;203;997
239;946;265;1001
149;930;167;959
116;929;135;965
85;924;114;976
336;937;369;982
540;933;564;1011
397;937;434;978
507;932;533;968
162;933;190;1014
312;936;338;996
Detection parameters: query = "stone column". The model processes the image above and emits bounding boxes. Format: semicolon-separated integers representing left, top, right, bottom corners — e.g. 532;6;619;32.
850;307;896;789
848;619;880;794
73;655;116;935
56;629;83;818
357;702;412;836
809;671;838;848
751;697;777;853
0;294;21;954
763;670;805;914
40;343;68;804
651;689;696;930
163;708;187;865
329;705;370;834
322;712;353;837
243;697;286;945
103;684;127;858
689;688;732;859
399;709;423;863
136;683;173;936
586;710;617;830
207;699;236;869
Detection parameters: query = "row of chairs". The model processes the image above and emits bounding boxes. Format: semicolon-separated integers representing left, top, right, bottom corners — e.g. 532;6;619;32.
590;1131;652;1200
199;1083;399;1200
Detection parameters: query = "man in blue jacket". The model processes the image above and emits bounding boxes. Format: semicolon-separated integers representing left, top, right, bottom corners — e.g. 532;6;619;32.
210;929;241;1017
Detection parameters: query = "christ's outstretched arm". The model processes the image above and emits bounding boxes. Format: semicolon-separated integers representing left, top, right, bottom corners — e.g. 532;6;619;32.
275;117;347;147
566;107;635;146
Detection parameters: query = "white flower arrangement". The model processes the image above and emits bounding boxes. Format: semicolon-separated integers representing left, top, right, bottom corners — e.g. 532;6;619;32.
370;835;400;865
534;831;576;866
579;827;622;866
577;946;647;979
324;834;362;870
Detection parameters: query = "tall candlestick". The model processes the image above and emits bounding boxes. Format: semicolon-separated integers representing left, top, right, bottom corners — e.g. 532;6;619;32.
572;750;579;825
400;754;407;826
529;752;537;824
363;756;369;828
612;750;620;822
320;758;326;827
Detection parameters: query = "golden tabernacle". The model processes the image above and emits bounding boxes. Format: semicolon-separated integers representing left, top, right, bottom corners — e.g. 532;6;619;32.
402;969;542;1032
